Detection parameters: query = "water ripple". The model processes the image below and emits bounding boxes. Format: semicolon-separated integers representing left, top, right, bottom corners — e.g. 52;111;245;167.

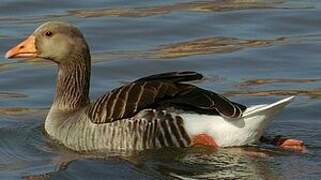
224;89;321;98
239;78;321;87
69;0;292;18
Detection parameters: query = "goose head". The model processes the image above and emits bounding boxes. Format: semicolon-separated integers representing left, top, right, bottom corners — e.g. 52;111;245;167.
5;21;90;64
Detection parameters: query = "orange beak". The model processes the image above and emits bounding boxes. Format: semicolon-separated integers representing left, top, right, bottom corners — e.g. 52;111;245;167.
5;35;38;59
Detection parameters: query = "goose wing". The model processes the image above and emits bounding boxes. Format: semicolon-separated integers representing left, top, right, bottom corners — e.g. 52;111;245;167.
86;71;246;124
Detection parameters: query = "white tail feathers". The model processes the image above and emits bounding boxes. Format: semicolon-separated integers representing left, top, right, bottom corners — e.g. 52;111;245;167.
243;96;295;118
182;96;295;147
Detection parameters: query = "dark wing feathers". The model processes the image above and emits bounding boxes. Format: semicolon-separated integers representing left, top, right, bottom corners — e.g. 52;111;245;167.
88;81;181;123
134;71;203;83
156;85;246;118
87;71;246;124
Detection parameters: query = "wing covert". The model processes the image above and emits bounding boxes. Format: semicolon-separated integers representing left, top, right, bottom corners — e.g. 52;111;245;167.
86;71;246;124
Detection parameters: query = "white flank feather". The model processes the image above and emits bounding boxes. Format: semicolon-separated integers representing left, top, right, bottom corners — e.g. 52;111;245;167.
181;96;295;147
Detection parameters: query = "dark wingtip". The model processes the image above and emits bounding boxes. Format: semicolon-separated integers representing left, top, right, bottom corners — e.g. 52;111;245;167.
134;71;203;83
178;71;203;81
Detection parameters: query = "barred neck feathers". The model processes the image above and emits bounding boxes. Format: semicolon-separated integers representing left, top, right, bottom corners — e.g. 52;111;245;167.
54;52;91;112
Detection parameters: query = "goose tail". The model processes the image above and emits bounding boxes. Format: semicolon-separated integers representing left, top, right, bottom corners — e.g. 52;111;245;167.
243;96;295;118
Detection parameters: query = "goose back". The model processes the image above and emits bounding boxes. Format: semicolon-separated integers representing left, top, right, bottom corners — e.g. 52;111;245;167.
86;71;246;124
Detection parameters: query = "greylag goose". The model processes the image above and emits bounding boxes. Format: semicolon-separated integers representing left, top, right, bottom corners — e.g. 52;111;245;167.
5;21;304;152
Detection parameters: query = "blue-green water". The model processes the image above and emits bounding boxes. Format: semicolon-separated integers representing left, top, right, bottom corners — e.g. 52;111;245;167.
0;0;320;179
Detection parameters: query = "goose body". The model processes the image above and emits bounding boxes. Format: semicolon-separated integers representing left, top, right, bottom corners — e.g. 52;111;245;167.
5;21;300;152
45;96;293;151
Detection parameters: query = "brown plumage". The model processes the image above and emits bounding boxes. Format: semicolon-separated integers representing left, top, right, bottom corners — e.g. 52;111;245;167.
87;71;245;124
5;21;302;152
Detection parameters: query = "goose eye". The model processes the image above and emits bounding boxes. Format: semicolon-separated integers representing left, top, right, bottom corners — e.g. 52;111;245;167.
45;31;53;37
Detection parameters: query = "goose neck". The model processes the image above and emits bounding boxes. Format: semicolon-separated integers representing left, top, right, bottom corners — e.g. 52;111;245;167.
53;57;91;112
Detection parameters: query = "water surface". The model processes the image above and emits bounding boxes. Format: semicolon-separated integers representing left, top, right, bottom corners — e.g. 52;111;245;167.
0;0;320;179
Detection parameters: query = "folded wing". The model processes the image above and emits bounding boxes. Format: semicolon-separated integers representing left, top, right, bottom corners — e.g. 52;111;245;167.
86;71;246;124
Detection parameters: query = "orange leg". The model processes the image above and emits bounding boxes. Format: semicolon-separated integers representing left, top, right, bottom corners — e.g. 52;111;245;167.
276;137;306;152
261;136;306;153
192;133;218;147
191;134;306;153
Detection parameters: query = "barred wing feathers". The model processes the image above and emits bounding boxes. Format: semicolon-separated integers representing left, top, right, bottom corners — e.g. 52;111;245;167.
87;72;246;124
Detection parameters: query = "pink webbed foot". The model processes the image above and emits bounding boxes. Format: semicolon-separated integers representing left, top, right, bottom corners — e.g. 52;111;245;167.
275;137;306;153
